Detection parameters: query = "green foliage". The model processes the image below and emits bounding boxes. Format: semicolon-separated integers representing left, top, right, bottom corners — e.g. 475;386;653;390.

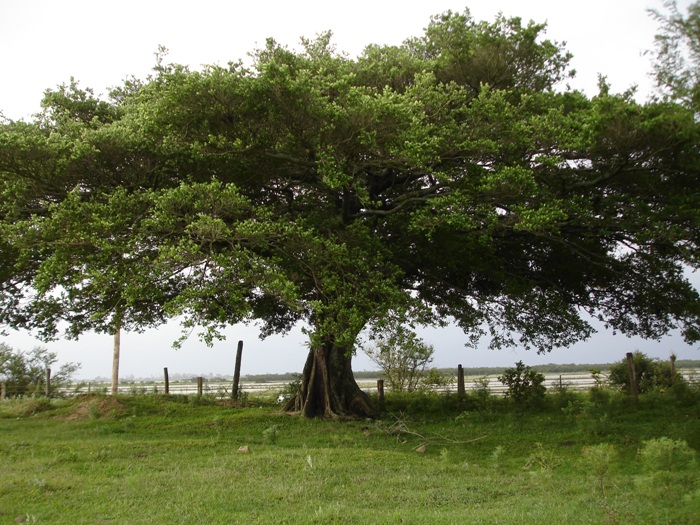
639;437;697;472
2;6;700;417
279;374;302;403
608;351;681;394
362;326;434;392
490;445;505;469
634;436;699;506
589;369;606;388
650;1;700;110
0;343;79;398
523;442;562;474
382;390;463;415
547;382;580;411
667;378;700;406
262;424;281;445
416;367;454;393
471;376;493;412
581;443;617;495
575;386;625;438
0;397;53;417
498;361;546;409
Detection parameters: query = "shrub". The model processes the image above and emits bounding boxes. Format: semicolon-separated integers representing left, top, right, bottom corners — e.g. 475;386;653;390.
581;443;617;495
548;382;581;410
417;368;454;393
362;326;434;392
639;437;696;472
668;379;700;406
608;351;681;394
472;376;493;411
498;361;546;409
524;442;562;474
263;425;280;445
0;343;80;398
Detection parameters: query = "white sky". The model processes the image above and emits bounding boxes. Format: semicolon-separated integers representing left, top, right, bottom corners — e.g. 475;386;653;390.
1;0;698;379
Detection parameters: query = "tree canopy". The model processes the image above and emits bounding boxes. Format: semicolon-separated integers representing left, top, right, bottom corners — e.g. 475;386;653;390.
1;8;699;416
650;0;700;110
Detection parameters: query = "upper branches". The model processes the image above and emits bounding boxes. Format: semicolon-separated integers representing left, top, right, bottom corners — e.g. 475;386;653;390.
1;7;698;350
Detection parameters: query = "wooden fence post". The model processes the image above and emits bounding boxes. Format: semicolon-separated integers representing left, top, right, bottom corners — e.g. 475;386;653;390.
45;368;51;397
670;353;677;385
626;352;638;401
232;340;243;401
377;379;385;409
197;377;203;396
163;367;170;395
457;365;465;397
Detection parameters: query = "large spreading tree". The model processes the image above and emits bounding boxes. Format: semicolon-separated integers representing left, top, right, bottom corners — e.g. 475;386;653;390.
1;9;699;417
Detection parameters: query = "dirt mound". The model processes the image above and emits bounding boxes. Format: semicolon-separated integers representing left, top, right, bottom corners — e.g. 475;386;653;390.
59;395;127;421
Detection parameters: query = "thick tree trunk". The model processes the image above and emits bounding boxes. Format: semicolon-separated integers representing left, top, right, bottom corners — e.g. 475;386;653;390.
284;341;376;418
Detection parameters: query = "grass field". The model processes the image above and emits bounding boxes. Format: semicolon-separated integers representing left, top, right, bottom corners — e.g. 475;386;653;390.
1;389;699;524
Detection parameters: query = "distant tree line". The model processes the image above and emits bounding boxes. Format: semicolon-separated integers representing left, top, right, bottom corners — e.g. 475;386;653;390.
233;359;700;383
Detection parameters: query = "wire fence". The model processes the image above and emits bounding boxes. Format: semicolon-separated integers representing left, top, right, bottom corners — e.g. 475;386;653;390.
41;369;699;400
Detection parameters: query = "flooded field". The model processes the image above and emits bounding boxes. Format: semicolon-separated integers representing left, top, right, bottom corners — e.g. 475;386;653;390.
61;369;699;398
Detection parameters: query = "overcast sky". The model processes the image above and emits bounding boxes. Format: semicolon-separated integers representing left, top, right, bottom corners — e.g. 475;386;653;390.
1;0;698;379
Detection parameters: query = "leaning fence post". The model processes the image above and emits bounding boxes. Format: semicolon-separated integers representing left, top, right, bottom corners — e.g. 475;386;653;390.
457;364;465;397
232;340;243;401
163;367;170;395
45;368;51;397
626;352;638;401
197;376;203;397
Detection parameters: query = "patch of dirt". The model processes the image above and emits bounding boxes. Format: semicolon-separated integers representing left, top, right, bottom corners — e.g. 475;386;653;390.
58;395;127;421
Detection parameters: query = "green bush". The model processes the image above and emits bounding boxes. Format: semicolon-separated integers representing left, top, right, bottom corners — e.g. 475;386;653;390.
0;343;80;398
362;326;434;393
667;379;700;406
608;351;681;394
417;368;454;393
576;388;627;438
639;437;697;472
548;384;581;410
471;376;493;411
581;443;617;495
498;361;546;409
381;390;463;415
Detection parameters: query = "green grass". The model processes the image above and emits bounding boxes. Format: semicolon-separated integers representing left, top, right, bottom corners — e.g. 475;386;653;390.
0;391;698;524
